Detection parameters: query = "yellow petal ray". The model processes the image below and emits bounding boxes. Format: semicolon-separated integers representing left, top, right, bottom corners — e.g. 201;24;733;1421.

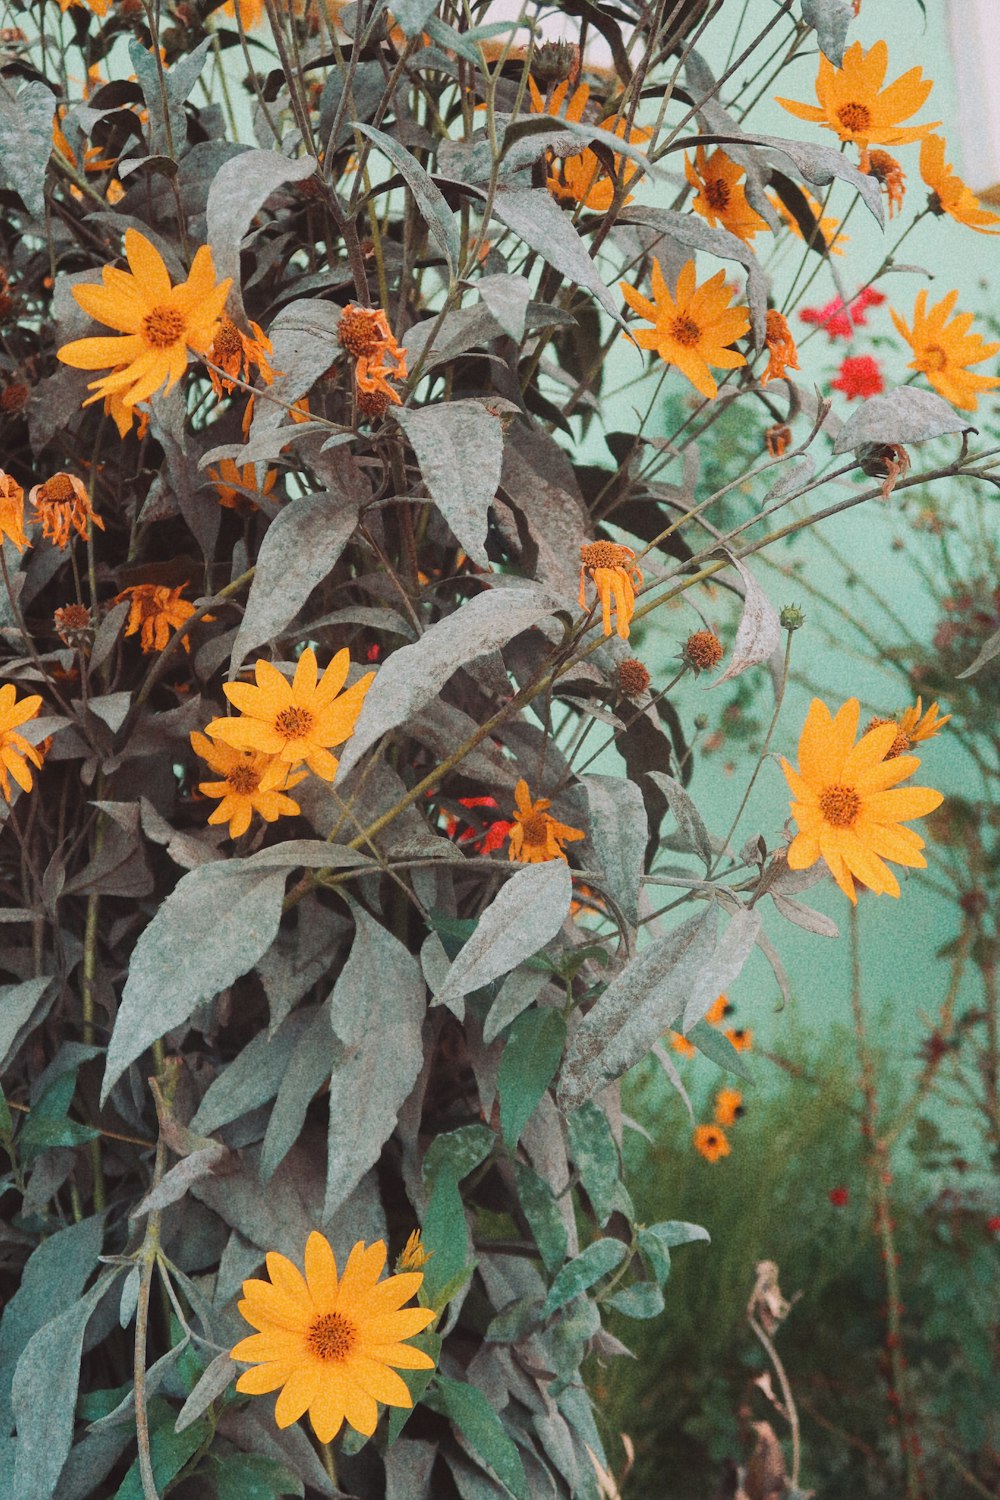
367;1340;437;1370
273;1365;321;1429
304;1230;339;1307
58;334;144;370
235;1362;294;1395
124;228;172;301
863;785;943;820
347;1356;413;1407
265;1249;310;1302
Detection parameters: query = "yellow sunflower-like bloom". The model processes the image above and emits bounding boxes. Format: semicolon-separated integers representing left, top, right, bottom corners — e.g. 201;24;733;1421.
0;471;28;552
57;229;231;411
770;186;848;255
713;1088;744;1127
776;39;938;159
206;315;275;397
920;135;1000;235
621;259;749;401
190;731;305;839
685;145;770;243
704;994;731;1026
205;647;375;781
762;310;799;384
28;473;105;549
693;1124;730;1162
0;684;44;801
782;697;943;904
231;1232;436;1442
725;1027;753;1053
527;77;649;211
117;583;198;654
579;541;643;639
507;778;585;864
890;289;1000;412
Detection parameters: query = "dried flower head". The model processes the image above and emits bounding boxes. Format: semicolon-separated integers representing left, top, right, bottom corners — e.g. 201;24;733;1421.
580;541;643;640
684;630;724;673
765;423;793;458
762;310;799;384
29;473;105;548
54;603;93;647
0;382;28;413
867;149;906;217
0;471;28;552
338;304;392;358
616;657;651;697
507;778;585;864
117;582;198;654
356;385;391;422
207;315;275;397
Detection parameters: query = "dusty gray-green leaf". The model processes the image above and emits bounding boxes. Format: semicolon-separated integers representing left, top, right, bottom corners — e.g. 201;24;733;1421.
0;81;57;217
133;1145;228;1217
393;402;504;566
354;122;460;276
958;625;1000;680
606;1282;664;1320
832;386;975;452
476;273;532;340
541;1238;627;1318
801;0;853;64
207;151;318;316
750;131;884;224
681;907;761;1029
175;1353;237;1434
646;772;713;869
191;1008;315;1134
513;1162;567;1275
715;556;782;683
434;1378;530;1500
489;187;620;322
128;37;210;159
436;860;571;1007
336;584;558;780
765;455;814;503
103;862;287;1103
566;1101;620;1227
0;977;53;1072
582;775;646;926
558;907;719;1110
325;903;426;1217
771;891;839;938
262;1006;335;1182
483;966;551;1045
687;1019;752;1079
11;1277;109;1500
498;1008;566;1149
230;487;362;674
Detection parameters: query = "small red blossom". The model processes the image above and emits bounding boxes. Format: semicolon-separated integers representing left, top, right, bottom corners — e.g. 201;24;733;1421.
987;1215;1000;1235
442;795;513;853
366;642;381;662
799;287;886;342
829;1186;850;1207
832;354;884;400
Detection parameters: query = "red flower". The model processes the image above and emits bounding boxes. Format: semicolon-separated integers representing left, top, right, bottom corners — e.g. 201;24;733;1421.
829;1186;850;1207
799;287;886;341
442;795;513;853
366;642;381;662
832;355;884;400
987;1215;1000;1235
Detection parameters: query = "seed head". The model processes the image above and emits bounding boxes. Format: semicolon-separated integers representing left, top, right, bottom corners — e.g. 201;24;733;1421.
616;658;650;697
684;630;723;673
779;604;805;631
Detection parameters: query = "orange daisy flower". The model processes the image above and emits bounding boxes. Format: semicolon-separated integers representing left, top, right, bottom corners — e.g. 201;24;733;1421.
621;259;749;401
0;684;44;801
190;731;305;838
117;583;198;654
781;697;943;904
920;135;1000;235
685;145;770;243
507;778;585;864
528;77;650;211
670;1032;696;1058
762;310;799;384
776;40;937;160
693;1124;730;1162
0;471;27;552
205;647;375;780
57;229;231;411
725;1027;753;1053
890;289;1000;412
713;1088;744;1127
704;994;732;1026
579;541;643;639
208;459;278;511
206;315;275;397
29;473;105;548
230;1233;436;1443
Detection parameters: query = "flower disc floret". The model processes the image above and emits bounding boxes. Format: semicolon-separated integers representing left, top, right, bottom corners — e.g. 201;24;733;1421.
230;1232;436;1443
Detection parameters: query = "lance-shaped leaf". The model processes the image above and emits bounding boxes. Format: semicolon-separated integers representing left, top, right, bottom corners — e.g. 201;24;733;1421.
476;273;531;340
801;0;854;65
558;907;720;1110
0;81;56;218
336;583;559;780
433;1379;530;1500
498;1008;567;1149
832;386;975;452
129;37;210;160
681;906;762;1030
582;775;647;926
229;485;363;675
102;861;288;1103
646;772;713;868
393;401;504;566
958;626;1000;680
714;555;782;684
435;860;572;1007
541;1238;627;1318
354;122;460;277
207;150;319;318
488;187;621;323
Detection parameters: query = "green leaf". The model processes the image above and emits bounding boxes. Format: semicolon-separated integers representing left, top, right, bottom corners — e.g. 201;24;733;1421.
0;81;56;217
645;1220;710;1249
19;1071;99;1158
103;861;288;1103
206;1451;304;1500
638;1220;710;1286
355;122;460;277
498;1009;566;1149
433;1377;530;1500
436;861;572;1010
261;1006;336;1182
393;401;503;566
111;1406;211;1499
0;977;54;1072
688;1019;753;1080
386;1332;441;1444
541;1238;627;1319
566;1102;620;1227
512;1162;567;1276
606;1282;664;1320
421;1170;471;1310
0;1083;12;1137
422;1124;495;1196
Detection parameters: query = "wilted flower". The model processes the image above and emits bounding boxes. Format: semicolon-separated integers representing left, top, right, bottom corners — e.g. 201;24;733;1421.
683;630;724;673
866;149;906;217
0;684;44;801
781;697;943;903
190;731;305;838
762;310;799;384
29;473;104;548
891;289;1000;411
117;582;198;654
207;315;275;397
580;541;643;639
206;647;375;780
338;304;393;358
621;259;749;400
765;423;793;458
507;778;585;864
209;458;278;511
230;1232;437;1442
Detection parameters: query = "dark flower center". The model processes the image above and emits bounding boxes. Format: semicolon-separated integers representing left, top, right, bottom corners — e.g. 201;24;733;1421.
306;1311;358;1363
40;473;76;502
142;305;187;350
227;763;262;795
837;102;872;133
919;345;948;373
704;177;731;211
274;705;315;741
669;315;701;348
819;784;862;828
519;810;549;843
